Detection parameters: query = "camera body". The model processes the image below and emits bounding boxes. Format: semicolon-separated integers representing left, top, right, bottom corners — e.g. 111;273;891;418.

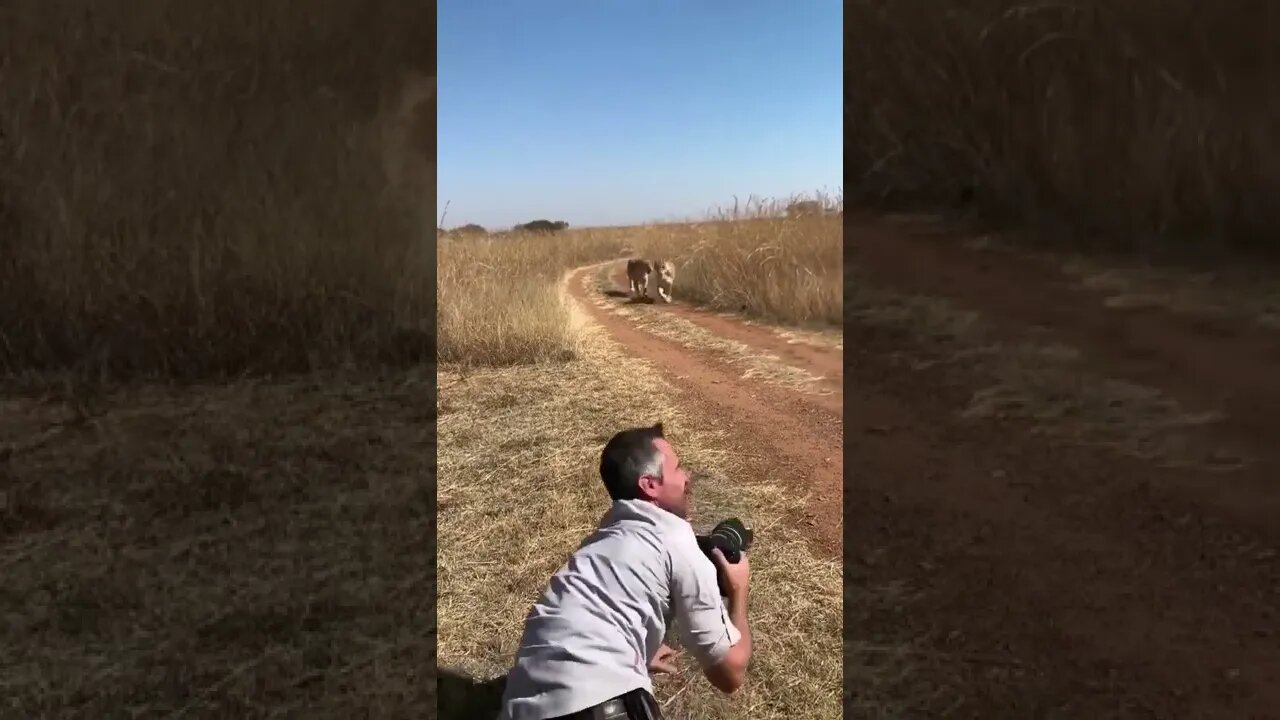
695;517;754;595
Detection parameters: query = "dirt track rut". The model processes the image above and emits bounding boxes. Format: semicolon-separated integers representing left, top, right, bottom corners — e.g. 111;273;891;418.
848;214;1280;719
565;262;843;557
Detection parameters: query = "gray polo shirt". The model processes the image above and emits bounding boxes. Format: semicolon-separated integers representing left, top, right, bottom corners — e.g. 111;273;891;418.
498;499;742;720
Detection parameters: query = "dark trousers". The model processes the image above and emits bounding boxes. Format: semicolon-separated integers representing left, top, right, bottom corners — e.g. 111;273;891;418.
548;688;663;720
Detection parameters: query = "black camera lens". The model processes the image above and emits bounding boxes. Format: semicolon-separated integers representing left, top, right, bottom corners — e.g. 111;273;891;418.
695;517;754;597
696;517;753;564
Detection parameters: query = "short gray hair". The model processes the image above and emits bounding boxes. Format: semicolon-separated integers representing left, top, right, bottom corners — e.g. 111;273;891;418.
598;422;665;500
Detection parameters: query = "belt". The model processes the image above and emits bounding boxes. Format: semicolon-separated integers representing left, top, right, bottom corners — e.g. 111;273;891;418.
550;688;663;720
592;696;630;720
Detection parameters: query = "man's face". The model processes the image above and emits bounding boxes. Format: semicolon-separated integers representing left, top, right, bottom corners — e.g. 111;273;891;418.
646;437;691;518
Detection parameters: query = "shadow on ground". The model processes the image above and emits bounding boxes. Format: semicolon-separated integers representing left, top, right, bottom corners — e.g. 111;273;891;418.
438;668;508;720
600;287;657;305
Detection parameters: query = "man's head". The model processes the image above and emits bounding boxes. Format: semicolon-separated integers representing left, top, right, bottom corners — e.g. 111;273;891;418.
599;422;691;518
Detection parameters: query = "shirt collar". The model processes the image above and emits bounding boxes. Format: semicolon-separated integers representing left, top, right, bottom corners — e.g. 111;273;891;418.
602;498;689;529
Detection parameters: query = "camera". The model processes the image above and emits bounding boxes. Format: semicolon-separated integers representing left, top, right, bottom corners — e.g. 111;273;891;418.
695;517;754;595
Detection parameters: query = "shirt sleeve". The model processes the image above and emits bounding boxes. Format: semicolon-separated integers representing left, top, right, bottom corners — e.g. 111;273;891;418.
668;532;742;668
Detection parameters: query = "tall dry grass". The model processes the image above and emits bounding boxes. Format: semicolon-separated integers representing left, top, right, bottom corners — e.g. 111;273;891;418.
436;231;630;366
0;1;436;382
846;0;1280;255
436;193;843;367
621;194;843;326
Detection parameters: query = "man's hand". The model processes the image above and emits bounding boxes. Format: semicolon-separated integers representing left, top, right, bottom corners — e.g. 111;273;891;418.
701;547;753;694
710;547;750;598
649;643;679;674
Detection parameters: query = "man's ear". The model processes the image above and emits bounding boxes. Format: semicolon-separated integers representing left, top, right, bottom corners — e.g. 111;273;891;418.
636;473;661;498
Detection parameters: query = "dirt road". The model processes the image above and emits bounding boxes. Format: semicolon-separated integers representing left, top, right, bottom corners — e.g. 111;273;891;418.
848;213;1280;718
565;262;844;557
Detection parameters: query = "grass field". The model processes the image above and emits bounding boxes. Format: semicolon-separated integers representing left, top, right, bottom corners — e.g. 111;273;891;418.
2;374;436;716
437;194;843;366
2;3;436;717
846;0;1280;257
2;3;845;716
436;203;843;719
1;1;436;381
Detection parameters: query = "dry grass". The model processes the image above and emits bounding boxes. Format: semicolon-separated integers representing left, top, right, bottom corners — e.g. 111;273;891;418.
437;193;843;368
2;3;436;717
435;193;845;713
436;231;629;366
846;0;1280;256
436;297;841;719
1059;256;1280;331
436;198;844;717
0;373;435;718
608;194;843;328
848;272;1246;472
0;1;435;381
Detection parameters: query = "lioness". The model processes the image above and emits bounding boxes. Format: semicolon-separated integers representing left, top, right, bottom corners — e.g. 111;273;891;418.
651;259;676;303
626;258;653;299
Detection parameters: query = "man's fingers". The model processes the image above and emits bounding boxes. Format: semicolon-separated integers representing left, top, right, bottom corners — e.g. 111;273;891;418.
650;643;680;674
651;659;678;674
710;547;748;567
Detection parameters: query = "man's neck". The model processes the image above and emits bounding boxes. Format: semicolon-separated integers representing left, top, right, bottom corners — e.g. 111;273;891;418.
612;498;688;524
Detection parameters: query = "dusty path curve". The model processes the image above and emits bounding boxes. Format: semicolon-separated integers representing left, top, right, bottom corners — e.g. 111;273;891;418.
848;215;1280;718
565;261;843;557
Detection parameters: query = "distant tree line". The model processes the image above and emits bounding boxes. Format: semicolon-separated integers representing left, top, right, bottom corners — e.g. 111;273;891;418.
438;223;488;238
440;219;571;238
512;219;569;234
785;200;840;218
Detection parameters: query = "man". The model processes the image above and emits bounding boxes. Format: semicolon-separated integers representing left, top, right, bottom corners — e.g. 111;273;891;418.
498;423;753;720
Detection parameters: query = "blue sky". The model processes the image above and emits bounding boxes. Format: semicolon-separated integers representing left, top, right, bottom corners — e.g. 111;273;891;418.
438;1;842;229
